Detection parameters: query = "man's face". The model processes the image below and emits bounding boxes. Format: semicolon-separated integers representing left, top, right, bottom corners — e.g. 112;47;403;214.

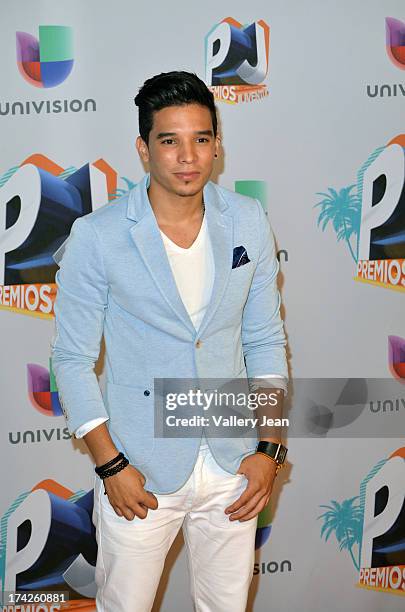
136;103;220;198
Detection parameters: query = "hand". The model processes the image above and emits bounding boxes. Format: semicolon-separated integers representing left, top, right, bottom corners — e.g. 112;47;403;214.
224;453;278;522
103;464;158;521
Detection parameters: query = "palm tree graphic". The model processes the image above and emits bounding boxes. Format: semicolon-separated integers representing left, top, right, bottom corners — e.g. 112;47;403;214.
318;496;363;570
314;185;361;262
109;176;136;199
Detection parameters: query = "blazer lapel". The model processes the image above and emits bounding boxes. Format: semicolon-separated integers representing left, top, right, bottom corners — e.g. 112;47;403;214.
197;181;233;337
127;174;233;337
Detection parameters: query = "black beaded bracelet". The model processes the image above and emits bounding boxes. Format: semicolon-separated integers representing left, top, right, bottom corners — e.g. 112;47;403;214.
98;457;129;494
99;457;129;480
95;452;124;476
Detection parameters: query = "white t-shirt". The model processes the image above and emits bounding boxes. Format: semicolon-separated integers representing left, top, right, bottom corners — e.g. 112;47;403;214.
160;213;215;333
74;213;286;441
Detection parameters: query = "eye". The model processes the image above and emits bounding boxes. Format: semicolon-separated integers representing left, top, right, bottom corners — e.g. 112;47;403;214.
161;138;176;145
197;137;210;143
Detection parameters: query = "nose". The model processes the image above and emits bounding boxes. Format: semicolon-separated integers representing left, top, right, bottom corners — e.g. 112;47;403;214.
178;140;197;164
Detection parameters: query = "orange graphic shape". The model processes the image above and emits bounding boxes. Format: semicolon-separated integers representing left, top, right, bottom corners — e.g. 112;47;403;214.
93;158;118;199
389;447;405;460
21;154;64;176
222;16;243;28
387;134;405;147
32;479;74;499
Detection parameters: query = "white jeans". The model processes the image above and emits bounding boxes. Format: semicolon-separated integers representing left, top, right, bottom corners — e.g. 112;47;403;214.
92;440;258;611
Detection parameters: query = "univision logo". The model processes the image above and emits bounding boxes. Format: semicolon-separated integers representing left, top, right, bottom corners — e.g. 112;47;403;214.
386;17;405;70
0;25;96;117
366;17;405;98
16;25;74;88
8;427;71;445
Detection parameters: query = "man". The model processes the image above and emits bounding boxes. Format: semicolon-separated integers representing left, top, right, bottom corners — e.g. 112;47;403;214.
51;71;288;612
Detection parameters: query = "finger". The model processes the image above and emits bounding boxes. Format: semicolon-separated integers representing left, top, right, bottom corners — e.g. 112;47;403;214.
133;503;149;519
112;504;134;520
122;507;136;521
142;491;159;509
229;492;267;521
238;499;268;522
122;503;148;521
228;491;263;520
225;484;261;514
231;494;268;522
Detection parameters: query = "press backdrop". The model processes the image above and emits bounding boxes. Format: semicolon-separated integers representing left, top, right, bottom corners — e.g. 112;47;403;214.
0;1;404;611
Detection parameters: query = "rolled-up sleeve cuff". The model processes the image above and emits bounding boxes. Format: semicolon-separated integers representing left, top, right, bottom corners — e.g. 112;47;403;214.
248;374;288;397
75;416;109;439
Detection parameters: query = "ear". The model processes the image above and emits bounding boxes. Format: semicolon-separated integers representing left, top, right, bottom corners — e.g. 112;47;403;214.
136;136;149;163
214;135;221;159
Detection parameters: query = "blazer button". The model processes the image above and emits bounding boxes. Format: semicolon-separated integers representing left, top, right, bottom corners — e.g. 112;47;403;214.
195;340;202;348
144;390;150;396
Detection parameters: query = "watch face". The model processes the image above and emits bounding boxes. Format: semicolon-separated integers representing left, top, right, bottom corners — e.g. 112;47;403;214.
277;446;287;464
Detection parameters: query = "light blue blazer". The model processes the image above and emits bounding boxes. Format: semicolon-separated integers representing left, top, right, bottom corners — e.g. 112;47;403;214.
51;173;288;493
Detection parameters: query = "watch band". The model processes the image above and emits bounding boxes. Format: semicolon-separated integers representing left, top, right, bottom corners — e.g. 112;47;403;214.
255;441;288;467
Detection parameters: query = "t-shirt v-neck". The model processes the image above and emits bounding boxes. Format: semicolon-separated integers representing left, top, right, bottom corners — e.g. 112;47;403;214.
159;214;206;253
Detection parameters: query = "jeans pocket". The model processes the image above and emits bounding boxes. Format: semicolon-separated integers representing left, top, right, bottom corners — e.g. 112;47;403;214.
208;472;248;529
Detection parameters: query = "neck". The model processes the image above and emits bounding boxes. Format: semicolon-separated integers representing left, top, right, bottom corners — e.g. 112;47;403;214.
147;175;204;225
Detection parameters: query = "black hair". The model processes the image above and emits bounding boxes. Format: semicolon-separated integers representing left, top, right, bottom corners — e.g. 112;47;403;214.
134;71;218;144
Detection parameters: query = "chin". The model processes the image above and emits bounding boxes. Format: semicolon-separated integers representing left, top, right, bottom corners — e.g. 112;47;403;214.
171;179;206;197
175;186;202;198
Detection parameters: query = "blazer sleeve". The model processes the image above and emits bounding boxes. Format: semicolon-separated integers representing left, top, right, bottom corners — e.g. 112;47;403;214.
51;215;109;435
241;199;288;388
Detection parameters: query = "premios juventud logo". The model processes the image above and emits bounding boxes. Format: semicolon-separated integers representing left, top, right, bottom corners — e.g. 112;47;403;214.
0;478;97;608
318;447;405;597
205;17;270;104
314;134;405;292
0;154;134;318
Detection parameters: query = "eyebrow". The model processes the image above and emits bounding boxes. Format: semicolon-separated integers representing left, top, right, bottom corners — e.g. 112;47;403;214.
156;129;214;139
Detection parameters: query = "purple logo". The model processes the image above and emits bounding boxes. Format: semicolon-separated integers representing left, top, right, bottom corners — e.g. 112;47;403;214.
388;335;405;382
386;17;405;69
27;360;63;416
16;25;74;88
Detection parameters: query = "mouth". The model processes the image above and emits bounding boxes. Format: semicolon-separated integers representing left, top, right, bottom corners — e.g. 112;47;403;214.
173;172;200;181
